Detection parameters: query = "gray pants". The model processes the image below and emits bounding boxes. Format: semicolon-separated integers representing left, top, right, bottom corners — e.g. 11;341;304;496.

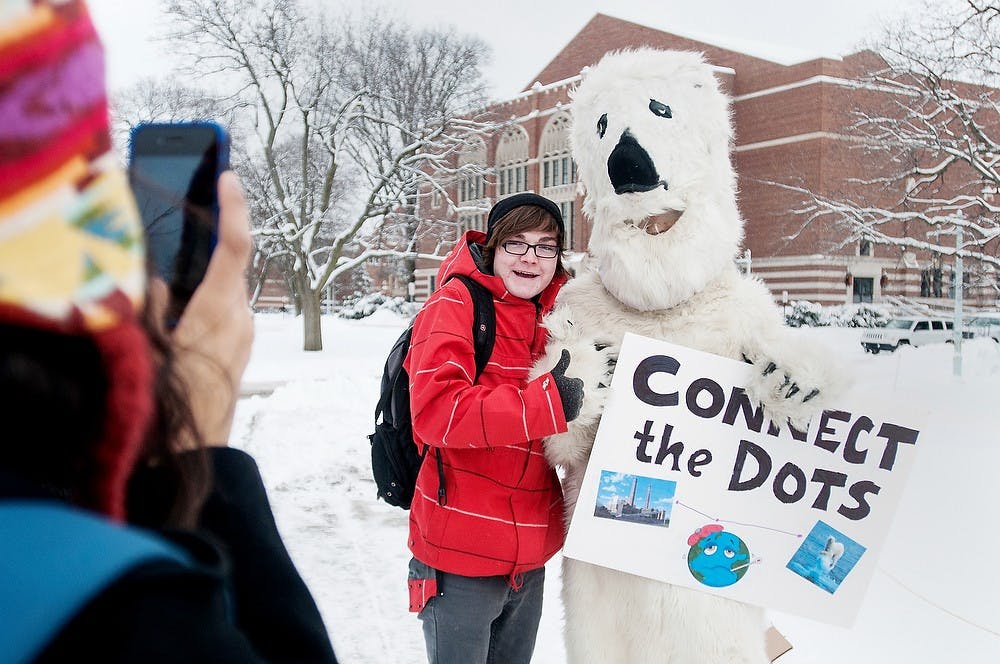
411;559;545;664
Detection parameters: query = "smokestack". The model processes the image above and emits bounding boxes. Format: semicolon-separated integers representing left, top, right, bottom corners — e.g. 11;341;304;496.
645;485;651;510
629;477;637;505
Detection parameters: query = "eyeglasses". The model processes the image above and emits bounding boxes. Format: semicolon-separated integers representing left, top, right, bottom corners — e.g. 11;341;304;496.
501;240;560;259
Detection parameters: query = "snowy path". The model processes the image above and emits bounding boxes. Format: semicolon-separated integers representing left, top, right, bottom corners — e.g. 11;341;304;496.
234;314;1000;663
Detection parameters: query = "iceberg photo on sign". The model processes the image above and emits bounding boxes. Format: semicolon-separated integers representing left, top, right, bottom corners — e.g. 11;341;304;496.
593;470;676;528
787;520;866;594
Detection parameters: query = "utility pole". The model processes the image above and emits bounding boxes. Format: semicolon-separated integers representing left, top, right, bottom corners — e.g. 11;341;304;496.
928;225;964;377
953;226;963;377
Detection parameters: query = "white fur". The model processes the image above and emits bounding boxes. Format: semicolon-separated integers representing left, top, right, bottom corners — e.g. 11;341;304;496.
570;49;740;312
537;49;848;664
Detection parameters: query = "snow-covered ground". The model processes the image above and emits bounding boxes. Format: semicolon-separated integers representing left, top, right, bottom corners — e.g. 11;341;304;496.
233;312;1000;663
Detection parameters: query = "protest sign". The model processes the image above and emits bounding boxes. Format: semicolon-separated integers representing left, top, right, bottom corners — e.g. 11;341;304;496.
562;333;924;626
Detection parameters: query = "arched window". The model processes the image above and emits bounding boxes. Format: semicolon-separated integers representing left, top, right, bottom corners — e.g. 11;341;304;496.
539;113;576;191
495;124;529;197
457;137;487;205
538;112;578;249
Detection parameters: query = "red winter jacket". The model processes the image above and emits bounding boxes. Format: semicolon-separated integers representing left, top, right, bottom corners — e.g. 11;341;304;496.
404;230;568;582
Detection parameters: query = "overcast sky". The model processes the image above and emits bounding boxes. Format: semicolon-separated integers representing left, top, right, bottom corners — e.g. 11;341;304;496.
89;0;922;99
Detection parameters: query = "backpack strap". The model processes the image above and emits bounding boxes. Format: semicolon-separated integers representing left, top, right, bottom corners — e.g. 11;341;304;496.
373;326;413;426
450;274;496;380
0;501;192;664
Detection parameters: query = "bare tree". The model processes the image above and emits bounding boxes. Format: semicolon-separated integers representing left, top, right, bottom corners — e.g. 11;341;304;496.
110;76;239;156
161;0;497;350
111;76;285;311
781;0;999;293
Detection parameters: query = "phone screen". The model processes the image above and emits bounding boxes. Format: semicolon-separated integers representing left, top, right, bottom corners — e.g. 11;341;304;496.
129;123;229;322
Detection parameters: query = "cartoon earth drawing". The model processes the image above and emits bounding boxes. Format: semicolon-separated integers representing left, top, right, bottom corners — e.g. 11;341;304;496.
687;524;750;588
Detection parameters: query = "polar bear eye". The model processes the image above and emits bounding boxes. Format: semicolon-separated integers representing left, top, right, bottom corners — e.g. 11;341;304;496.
597;113;608;138
649;99;672;118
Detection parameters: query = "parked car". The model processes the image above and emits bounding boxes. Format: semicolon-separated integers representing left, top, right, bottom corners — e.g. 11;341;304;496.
967;313;1000;343
860;317;958;353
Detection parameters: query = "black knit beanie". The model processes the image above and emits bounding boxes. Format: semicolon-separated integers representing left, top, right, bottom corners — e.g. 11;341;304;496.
485;193;565;245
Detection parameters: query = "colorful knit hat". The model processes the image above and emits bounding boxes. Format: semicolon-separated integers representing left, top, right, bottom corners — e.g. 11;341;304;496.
0;0;152;520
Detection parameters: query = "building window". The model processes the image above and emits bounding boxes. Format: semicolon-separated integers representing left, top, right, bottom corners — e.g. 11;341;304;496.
539;113;576;193
457;138;487;204
853;277;874;303
540;154;578;189
458;173;483;203
535;115;577;250
459;213;486;234
458;173;485;202
560;200;575;250
495;125;529;199
498;163;528;196
859;239;872;256
920;268;944;297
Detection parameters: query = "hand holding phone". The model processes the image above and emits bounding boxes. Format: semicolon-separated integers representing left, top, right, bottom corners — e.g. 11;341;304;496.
128;122;230;324
169;171;254;449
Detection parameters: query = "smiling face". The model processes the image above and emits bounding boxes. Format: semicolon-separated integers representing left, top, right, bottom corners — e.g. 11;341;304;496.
492;228;559;300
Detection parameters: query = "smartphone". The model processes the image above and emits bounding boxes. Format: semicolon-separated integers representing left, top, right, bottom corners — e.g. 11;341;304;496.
128;121;230;325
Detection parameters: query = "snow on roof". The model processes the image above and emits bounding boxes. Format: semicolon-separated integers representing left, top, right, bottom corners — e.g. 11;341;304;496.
666;24;848;65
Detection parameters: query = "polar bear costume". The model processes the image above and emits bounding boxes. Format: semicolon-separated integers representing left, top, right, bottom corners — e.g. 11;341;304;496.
534;49;843;664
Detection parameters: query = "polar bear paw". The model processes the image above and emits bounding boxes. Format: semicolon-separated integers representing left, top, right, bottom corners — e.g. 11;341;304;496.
542;339;618;468
744;342;848;431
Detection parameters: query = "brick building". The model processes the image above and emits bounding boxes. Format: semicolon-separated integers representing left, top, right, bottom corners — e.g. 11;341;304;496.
411;13;998;309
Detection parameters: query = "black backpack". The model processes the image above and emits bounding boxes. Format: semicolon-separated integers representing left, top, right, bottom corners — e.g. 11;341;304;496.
369;274;495;509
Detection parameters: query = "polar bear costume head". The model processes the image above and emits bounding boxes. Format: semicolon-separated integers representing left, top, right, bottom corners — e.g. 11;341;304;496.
571;49;742;311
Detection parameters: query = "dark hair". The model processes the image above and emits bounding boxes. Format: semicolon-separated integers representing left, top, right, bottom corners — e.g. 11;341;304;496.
126;289;212;530
481;206;567;278
0;325;107;504
0;306;211;529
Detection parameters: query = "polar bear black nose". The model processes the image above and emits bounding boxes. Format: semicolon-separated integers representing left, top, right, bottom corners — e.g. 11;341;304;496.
608;130;666;195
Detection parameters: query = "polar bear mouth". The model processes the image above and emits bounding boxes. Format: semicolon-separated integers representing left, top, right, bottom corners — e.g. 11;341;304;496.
629;209;683;235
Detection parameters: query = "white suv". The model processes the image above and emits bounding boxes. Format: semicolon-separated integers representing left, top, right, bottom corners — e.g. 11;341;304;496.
967;313;1000;343
861;317;956;353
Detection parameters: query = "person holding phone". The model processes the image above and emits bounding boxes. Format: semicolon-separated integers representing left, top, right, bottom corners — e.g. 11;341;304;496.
403;193;585;664
0;3;337;662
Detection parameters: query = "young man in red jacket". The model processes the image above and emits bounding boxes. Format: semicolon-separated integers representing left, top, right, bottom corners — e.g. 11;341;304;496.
404;193;583;664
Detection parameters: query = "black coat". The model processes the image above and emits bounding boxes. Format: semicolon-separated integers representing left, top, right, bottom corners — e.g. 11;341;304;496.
2;448;338;663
